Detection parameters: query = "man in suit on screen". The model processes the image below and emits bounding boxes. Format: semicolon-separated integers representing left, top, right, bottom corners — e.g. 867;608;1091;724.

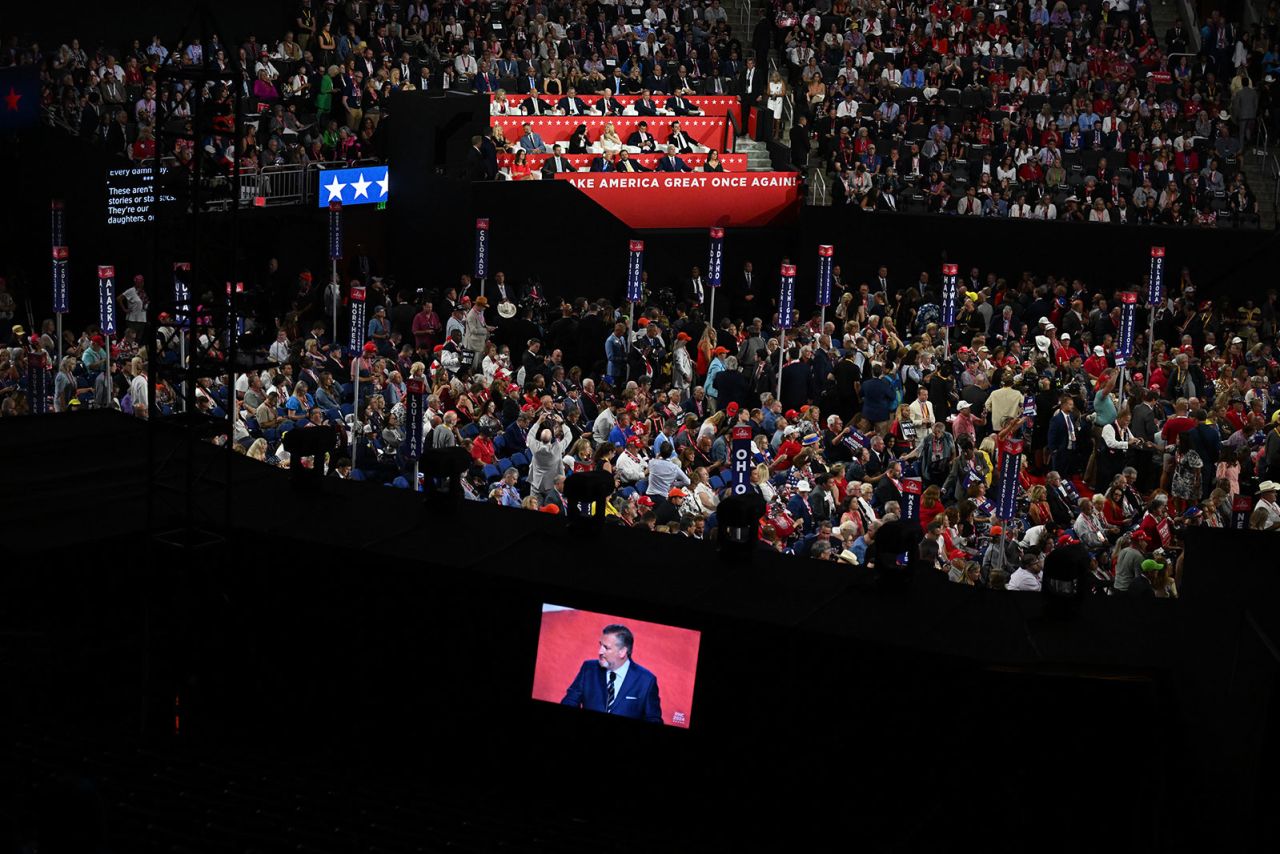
561;624;663;723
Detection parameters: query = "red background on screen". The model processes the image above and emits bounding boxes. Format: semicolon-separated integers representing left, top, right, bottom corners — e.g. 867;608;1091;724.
531;608;701;729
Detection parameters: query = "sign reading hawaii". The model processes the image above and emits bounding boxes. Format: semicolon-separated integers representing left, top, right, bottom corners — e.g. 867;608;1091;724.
555;172;801;229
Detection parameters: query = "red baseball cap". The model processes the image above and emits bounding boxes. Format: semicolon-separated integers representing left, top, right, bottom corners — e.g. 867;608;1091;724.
636;495;655;507
785;409;798;419
363;342;377;352
676;332;692;341
726;402;739;416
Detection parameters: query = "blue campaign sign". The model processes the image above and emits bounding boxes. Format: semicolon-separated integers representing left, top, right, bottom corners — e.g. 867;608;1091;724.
97;266;117;336
626;240;645;303
730;425;753;495
52;258;69;315
406;380;426;460
328;202;343;259
901;477;922;521
1118;292;1137;358
1147;246;1164;307
317;165;390;207
941;263;959;328
708;227;724;287
349;285;367;354
173;263;191;329
777;263;796;328
816;245;833;307
995;440;1023;521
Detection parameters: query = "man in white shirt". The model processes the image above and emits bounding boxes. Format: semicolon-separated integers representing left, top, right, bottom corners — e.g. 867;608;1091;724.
269;330;292;365
129;360;149;418
1250;481;1280;530
908;387;935;430
1007;560;1043;591
121;275;148;335
454;46;478;81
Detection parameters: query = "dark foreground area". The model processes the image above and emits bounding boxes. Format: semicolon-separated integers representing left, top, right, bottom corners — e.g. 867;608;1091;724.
1;412;1276;852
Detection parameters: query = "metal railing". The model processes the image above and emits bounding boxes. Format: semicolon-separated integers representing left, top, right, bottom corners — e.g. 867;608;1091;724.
811;166;828;206
236;164;308;206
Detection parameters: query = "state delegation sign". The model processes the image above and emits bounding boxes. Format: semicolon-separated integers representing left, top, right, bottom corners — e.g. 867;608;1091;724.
554;171;801;229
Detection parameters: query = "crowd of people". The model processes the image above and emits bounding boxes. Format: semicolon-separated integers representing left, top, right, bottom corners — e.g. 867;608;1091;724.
6;249;1280;596
762;0;1273;224
5;0;769;166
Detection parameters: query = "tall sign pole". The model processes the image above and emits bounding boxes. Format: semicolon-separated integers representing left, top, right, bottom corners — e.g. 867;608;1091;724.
994;436;1024;572
173;263;191;412
349;284;367;468
776;262;796;404
626;240;645;362
475;218;490;299
405;376;426;491
816;245;833;330
707;227;724;328
1146;246;1164;383
328;200;343;345
51;201;68;362
941;263;959;361
98;266;117;406
1117;291;1138;409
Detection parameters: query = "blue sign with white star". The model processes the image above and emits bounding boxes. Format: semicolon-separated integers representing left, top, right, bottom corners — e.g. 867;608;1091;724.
316;165;390;207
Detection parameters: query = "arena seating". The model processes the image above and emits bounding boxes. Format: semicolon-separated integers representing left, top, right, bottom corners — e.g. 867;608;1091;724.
496;152;748;172
493;94;743;125
772;0;1264;224
492;116;731;153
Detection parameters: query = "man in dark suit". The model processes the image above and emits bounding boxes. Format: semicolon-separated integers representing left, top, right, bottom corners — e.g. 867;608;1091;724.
656;145;691;172
596;93;625;115
666;93;703;116
474;62;499;93
645;66;673;94
616;150;651;172
780;348;816;410
633;89;661;116
789;114;811;168
873;460;905;509
685;266;708;305
589;154;615;171
557;87;589;116
626;120;658;151
739;55;764;119
517;68;543;94
738;260;760;311
1046;395;1080;478
667;121;696;153
604;67;627;95
541;145;573;178
521;93;550;115
465;135;490;180
561;624;663;724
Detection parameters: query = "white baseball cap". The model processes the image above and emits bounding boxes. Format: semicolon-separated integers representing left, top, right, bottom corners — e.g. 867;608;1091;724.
957;400;971;410
1093;345;1105;356
1060;333;1071;340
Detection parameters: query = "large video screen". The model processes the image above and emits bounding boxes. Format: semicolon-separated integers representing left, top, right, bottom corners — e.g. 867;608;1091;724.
532;604;700;728
105;166;175;226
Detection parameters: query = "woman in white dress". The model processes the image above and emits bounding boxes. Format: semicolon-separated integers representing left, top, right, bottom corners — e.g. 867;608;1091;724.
766;71;786;123
598;121;623;155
